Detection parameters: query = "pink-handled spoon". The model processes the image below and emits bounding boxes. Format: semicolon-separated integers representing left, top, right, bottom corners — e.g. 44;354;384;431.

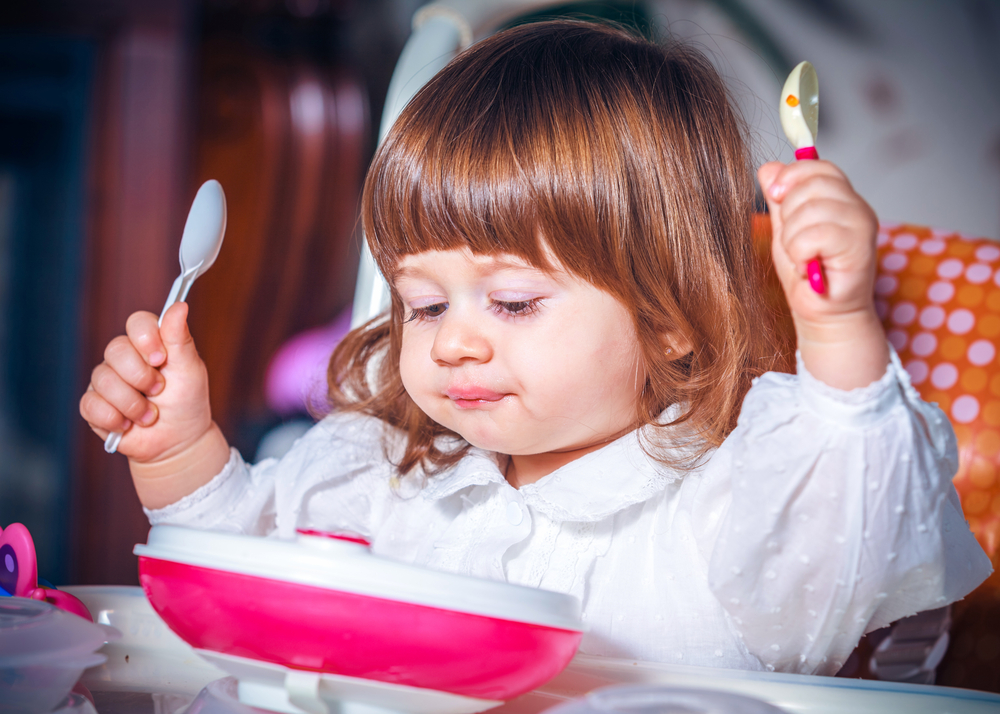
779;60;825;294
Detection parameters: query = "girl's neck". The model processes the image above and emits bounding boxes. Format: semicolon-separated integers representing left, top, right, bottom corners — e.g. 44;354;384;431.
504;434;625;488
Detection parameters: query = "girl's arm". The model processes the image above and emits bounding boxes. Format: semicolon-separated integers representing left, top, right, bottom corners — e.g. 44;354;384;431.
757;160;889;389
142;411;393;539
79;302;231;509
699;353;991;675
701;168;992;673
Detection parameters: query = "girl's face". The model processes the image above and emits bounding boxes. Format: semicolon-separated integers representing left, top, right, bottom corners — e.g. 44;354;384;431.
395;248;646;461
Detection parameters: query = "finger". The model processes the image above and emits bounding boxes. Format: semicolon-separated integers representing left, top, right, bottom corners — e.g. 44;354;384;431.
90;362;160;427
89;423;111;441
781;195;854;240
759;161;807;282
159;302;201;367
125;310;168;367
80;384;133;434
781;197;876;264
104;335;166;397
780;222;840;273
780;222;872;293
757;161;785;210
778;174;862;220
764;159;848;203
758;162;788;256
780;203;841;277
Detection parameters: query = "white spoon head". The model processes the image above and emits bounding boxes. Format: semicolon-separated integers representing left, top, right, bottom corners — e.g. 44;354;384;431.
179;179;227;277
779;61;819;150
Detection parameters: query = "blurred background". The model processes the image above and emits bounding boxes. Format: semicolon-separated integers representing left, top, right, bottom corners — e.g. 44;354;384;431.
0;0;997;687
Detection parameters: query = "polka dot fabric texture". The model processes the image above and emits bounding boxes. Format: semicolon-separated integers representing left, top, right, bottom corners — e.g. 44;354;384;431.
754;217;1000;692
872;224;1000;562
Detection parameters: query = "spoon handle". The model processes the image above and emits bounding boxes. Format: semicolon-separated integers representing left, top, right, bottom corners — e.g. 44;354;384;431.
159;266;202;325
794;146;826;294
103;266;203;454
103;429;124;454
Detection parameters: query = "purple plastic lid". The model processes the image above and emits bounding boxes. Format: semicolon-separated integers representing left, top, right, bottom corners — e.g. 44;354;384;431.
0;598;119;667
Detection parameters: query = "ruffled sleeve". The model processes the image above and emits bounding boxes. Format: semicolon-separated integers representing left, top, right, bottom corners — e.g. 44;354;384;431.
143;412;396;540
143;446;275;534
699;347;992;675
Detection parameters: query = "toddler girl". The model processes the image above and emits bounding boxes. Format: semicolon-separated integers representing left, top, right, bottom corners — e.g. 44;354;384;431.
81;20;990;675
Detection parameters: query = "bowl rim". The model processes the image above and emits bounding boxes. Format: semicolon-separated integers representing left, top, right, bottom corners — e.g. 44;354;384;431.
135;525;585;632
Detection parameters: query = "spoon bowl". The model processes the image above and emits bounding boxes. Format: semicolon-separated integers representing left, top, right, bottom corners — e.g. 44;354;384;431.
179;179;227;281
779;60;819;151
164;180;227;310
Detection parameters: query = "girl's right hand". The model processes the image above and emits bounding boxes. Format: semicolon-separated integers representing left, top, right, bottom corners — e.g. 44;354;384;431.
80;302;231;508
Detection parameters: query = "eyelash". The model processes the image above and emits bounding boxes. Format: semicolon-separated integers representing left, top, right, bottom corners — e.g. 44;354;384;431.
404;304;447;324
404;299;542;324
491;299;541;318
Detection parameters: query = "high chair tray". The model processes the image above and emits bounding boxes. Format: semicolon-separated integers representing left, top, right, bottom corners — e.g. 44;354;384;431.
65;585;1000;714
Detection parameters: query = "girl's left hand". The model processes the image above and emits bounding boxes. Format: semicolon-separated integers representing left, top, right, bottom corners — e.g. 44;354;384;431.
758;160;889;390
758;160;878;320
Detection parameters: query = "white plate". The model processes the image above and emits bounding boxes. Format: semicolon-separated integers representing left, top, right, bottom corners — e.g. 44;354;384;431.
493;655;1000;714
63;585;225;696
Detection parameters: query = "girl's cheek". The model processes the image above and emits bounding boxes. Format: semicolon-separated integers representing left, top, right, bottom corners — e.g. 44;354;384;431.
399;332;435;387
398;340;418;386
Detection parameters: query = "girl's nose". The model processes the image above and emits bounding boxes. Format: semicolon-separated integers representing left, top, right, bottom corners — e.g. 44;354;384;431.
430;312;493;366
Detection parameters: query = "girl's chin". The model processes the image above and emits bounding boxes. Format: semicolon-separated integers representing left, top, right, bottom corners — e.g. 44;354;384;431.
449;424;537;455
444;414;611;456
456;431;519;453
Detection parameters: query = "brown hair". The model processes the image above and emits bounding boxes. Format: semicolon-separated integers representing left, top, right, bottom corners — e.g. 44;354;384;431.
328;19;792;475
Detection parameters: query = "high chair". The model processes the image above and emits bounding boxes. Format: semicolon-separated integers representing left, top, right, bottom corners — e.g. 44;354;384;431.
865;224;999;691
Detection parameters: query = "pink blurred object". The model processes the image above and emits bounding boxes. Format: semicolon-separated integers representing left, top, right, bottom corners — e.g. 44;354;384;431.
2;523;100;707
135;525;583;708
264;306;353;416
0;523;92;621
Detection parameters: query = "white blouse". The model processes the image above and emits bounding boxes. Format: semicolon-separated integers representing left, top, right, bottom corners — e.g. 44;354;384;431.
146;350;992;676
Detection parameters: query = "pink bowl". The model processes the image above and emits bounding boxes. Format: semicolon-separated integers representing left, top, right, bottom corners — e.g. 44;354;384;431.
135;526;583;701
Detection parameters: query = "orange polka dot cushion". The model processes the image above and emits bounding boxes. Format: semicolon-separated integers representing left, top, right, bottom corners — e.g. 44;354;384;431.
876;224;1000;562
753;216;1000;567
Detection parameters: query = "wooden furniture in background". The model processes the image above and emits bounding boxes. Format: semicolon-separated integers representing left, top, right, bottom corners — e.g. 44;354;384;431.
73;2;196;588
187;41;368;455
69;9;368;586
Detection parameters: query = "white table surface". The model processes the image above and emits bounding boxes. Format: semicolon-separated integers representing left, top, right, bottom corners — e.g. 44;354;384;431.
63;586;1000;714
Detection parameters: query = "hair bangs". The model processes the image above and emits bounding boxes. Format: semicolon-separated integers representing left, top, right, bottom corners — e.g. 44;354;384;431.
364;94;556;284
362;22;652;290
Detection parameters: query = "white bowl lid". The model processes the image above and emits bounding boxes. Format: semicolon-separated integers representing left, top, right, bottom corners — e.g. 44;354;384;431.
135;525;584;632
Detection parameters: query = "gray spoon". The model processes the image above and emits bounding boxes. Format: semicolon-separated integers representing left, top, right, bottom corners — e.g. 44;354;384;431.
104;180;227;454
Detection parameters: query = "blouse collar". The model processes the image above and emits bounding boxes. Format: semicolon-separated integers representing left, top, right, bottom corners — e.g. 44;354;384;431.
420;421;686;523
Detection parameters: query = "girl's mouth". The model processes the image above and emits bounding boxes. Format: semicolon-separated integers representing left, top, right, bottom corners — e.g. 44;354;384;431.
445;387;509;408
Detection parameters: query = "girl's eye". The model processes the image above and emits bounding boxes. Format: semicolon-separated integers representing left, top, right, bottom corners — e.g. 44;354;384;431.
404;302;448;323
491;299;541;317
